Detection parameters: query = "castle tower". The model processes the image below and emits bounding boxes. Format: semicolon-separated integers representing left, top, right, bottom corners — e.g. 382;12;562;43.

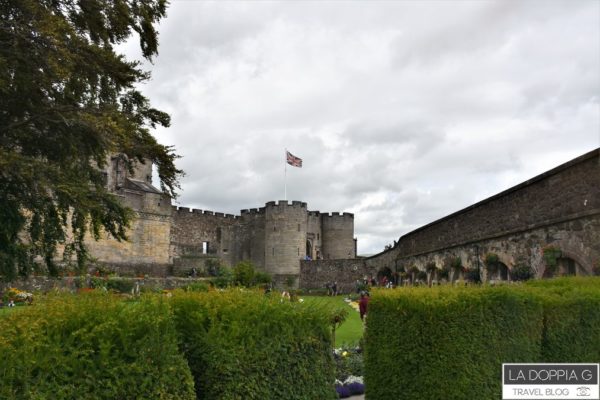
264;201;308;282
321;212;355;259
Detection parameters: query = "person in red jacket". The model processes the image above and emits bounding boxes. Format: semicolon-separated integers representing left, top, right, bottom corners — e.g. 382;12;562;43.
358;291;370;321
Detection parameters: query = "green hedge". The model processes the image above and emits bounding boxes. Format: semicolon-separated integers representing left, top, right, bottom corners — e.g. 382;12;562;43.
171;290;337;400
365;278;600;400
0;293;195;399
530;278;600;362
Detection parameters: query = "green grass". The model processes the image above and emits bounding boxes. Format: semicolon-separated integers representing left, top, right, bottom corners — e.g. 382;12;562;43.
301;295;364;347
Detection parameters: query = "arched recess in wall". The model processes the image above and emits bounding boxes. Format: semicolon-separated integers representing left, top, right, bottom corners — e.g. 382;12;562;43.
377;267;393;283
486;253;512;282
541;241;594;278
306;240;312;259
487;261;509;281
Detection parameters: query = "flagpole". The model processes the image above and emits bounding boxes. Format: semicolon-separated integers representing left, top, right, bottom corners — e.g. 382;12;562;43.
284;148;287;201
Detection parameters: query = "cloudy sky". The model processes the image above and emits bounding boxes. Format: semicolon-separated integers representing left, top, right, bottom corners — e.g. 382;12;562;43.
122;0;599;255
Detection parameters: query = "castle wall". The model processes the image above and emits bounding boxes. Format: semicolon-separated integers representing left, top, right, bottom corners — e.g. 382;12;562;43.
321;213;355;259
240;208;266;268
300;259;370;293
84;190;172;275
264;201;308;279
298;149;599;290
363;149;600;278
307;212;322;259
170;207;239;259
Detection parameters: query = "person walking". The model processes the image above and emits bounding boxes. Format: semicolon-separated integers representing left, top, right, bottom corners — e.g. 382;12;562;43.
359;291;370;322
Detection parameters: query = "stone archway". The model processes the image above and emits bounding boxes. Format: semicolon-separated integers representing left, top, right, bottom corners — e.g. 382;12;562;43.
488;261;509;281
306;240;313;260
541;241;594;278
377;267;393;286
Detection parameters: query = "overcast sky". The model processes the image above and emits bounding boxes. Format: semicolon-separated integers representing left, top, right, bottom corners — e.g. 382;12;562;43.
122;0;599;255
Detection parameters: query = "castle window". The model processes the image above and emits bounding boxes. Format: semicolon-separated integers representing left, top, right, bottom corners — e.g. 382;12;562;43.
298;224;301;232
317;233;320;240
272;247;275;256
202;241;209;254
297;247;300;256
273;226;276;232
223;249;228;254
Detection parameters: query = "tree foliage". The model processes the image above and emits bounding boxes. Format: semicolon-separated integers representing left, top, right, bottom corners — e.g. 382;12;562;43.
0;0;182;280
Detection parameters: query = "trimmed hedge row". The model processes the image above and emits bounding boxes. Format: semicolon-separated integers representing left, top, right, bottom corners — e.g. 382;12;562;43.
364;277;600;400
0;292;195;399
0;290;340;399
171;290;337;400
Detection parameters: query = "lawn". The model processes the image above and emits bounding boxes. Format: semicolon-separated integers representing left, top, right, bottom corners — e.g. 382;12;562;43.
301;295;364;347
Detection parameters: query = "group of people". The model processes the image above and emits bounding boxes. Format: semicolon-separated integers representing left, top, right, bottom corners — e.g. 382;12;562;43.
325;281;338;296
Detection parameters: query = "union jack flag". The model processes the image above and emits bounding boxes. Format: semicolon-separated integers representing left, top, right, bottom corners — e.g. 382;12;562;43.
286;151;302;168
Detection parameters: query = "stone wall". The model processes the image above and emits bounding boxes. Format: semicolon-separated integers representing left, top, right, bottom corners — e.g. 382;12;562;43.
85;210;172;272
300;259;373;294
321;213;355;259
170;206;239;258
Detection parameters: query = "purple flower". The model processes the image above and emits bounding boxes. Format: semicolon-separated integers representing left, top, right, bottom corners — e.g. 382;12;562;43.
346;382;365;395
336;385;352;398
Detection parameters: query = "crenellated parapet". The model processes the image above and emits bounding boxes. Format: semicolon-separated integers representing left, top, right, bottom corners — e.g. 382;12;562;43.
172;206;239;220
321;211;354;219
240;207;266;215
265;200;308;209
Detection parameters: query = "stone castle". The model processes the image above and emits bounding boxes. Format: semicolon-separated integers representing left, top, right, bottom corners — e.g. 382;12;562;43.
87;148;599;291
86;154;356;283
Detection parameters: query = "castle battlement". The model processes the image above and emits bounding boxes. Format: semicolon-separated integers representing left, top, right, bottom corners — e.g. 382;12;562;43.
241;207;265;215
322;212;354;219
265;200;308;208
173;207;239;219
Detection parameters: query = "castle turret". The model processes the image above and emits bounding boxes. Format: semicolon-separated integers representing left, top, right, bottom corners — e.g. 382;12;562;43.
264;201;308;281
321;212;355;259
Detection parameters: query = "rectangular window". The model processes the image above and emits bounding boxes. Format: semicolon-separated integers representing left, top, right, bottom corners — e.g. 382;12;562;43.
298;224;301;232
317;233;320;240
202;241;209;254
272;247;275;256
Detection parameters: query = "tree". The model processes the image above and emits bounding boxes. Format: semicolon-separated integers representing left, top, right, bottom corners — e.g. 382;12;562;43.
0;0;182;280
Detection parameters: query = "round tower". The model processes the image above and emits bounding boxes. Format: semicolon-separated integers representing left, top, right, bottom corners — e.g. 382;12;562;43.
264;200;308;283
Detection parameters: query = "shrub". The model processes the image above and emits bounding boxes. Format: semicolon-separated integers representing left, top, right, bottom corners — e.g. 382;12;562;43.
364;286;544;400
105;277;135;293
485;253;500;278
185;281;210;292
254;270;272;286
527;277;600;362
364;278;600;400
542;246;562;274
511;264;535;281
210;266;233;288
170;290;336;400
0;292;195;399
233;260;256;287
